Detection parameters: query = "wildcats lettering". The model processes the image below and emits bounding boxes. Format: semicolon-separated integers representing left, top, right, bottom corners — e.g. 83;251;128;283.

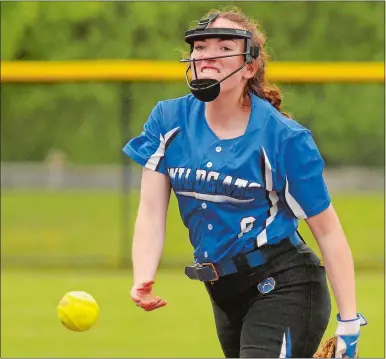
168;167;261;200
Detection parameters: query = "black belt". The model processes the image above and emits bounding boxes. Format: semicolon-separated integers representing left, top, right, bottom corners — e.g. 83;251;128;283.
185;236;302;282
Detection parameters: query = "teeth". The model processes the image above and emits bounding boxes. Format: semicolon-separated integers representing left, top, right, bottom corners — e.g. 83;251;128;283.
202;68;218;73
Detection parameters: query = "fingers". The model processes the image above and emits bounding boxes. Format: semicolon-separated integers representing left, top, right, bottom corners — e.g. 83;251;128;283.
135;296;167;311
139;295;163;308
130;281;167;311
143;299;167;312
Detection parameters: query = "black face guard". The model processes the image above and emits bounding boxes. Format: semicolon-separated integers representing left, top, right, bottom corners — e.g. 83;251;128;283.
180;14;260;102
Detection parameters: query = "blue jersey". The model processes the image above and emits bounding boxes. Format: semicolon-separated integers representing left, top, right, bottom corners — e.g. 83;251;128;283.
123;93;331;264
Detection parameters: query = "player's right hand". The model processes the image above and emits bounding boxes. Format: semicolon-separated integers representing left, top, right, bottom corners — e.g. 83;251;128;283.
130;280;167;312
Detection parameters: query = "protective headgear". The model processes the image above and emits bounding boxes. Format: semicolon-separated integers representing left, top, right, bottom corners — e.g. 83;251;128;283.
180;13;260;102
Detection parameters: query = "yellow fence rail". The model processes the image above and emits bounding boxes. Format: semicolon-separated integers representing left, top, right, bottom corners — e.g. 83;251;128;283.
1;60;384;83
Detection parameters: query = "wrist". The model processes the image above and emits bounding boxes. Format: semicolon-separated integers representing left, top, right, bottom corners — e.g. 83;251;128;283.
336;314;360;335
338;312;358;321
133;271;156;286
335;313;367;336
134;279;154;286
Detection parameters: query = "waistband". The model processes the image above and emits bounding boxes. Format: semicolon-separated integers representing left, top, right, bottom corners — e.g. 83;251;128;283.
185;232;303;282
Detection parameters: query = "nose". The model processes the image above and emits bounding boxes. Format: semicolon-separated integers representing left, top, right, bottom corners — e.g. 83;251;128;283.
192;46;219;62
193;55;217;71
201;56;217;65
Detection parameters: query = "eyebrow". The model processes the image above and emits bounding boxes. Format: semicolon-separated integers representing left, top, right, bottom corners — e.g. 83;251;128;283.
196;38;238;44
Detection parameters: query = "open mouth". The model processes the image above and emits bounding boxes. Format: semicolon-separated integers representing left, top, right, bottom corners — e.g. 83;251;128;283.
201;67;220;74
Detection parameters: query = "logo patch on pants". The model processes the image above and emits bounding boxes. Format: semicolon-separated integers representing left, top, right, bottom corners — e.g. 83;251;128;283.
257;277;276;294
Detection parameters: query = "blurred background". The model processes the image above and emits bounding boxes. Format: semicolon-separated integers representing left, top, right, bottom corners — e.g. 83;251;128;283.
1;1;384;358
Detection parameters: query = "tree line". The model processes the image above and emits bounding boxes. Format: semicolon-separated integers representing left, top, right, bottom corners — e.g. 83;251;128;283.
1;1;384;166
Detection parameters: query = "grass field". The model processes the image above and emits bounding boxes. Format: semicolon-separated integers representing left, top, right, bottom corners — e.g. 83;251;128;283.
1;190;384;269
1;269;384;358
1;190;385;357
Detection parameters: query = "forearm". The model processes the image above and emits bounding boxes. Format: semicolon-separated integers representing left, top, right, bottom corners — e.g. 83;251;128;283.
316;226;357;320
132;209;166;285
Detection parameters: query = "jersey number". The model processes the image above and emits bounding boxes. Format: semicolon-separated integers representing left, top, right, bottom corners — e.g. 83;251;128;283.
238;216;256;238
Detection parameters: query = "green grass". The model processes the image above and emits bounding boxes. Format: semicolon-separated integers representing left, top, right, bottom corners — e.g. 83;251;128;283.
1;190;384;357
1;190;384;269
1;269;384;358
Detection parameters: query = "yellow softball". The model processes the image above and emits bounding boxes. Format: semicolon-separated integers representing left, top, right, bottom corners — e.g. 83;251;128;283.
57;291;99;332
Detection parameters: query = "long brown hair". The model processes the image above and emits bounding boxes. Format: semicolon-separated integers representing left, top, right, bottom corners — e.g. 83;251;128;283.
202;6;290;118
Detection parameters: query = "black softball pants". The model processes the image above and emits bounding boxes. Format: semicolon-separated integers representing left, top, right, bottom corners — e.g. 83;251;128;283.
204;244;331;358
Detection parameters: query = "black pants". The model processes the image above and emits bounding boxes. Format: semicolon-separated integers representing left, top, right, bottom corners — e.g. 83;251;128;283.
204;242;331;358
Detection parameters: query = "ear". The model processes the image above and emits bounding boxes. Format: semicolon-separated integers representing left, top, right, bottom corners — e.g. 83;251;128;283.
242;61;257;81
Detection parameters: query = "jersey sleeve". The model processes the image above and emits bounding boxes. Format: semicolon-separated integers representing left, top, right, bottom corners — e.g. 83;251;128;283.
280;130;331;219
122;102;168;175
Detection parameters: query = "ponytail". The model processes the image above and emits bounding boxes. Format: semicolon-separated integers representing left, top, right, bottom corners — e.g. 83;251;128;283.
243;57;290;118
259;87;290;118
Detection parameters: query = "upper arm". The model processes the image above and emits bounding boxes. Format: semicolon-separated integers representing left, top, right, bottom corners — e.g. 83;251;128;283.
122;102;172;220
138;167;171;218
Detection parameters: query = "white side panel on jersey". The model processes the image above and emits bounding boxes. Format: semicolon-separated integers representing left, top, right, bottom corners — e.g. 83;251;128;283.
176;191;254;204
256;147;280;247
145;127;180;171
279;332;287;358
261;147;273;191
256;230;268;247
284;177;307;219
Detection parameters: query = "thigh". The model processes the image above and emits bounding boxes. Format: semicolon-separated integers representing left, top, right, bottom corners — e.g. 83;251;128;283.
240;266;331;358
209;294;243;358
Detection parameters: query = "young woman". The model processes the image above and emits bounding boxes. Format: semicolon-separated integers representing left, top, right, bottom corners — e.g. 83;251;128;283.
123;7;366;358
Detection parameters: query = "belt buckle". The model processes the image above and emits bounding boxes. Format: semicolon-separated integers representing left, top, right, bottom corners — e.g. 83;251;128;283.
200;262;219;282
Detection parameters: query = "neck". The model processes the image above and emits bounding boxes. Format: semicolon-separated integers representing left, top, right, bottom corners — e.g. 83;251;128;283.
205;88;251;125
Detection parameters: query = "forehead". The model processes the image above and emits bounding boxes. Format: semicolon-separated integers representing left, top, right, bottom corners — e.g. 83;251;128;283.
193;17;246;44
208;17;244;30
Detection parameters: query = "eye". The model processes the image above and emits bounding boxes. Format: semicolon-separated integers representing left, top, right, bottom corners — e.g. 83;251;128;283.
221;46;232;51
194;44;205;51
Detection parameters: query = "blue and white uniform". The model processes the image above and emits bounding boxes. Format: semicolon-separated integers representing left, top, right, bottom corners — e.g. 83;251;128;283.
123;92;331;265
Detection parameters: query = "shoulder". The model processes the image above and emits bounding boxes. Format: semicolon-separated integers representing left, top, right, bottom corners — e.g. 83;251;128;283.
271;112;312;148
267;106;309;137
266;108;322;164
150;93;203;129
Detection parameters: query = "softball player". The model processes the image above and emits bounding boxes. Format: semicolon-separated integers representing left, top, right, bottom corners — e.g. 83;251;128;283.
124;7;367;358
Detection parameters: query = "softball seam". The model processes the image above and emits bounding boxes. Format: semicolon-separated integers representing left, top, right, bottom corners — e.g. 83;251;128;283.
61;310;80;332
67;294;99;309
